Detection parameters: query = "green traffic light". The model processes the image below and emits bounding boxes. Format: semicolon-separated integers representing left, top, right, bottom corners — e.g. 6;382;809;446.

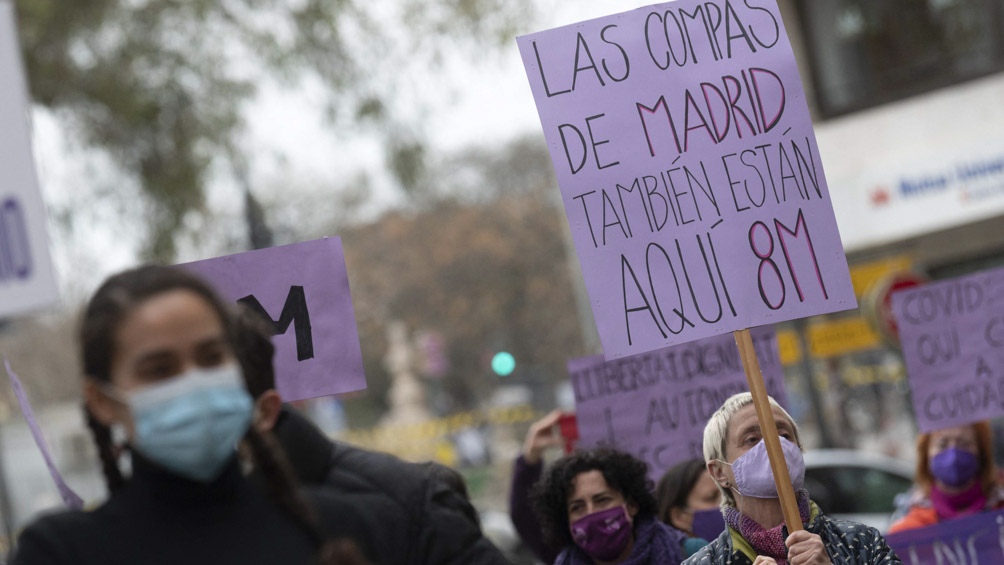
491;351;516;376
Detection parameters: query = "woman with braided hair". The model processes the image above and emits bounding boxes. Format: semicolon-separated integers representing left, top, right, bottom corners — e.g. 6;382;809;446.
11;265;369;565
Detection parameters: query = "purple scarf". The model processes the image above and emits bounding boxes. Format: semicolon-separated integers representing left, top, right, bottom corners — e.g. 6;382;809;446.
722;491;811;565
555;516;687;565
930;482;986;521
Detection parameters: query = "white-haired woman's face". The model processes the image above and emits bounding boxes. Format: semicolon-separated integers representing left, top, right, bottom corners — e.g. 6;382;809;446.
710;404;798;489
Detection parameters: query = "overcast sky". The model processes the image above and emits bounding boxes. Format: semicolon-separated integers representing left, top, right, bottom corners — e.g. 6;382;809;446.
28;0;659;306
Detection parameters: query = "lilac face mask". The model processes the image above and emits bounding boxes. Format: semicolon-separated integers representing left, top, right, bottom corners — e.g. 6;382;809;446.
727;437;805;499
930;448;980;488
569;505;633;561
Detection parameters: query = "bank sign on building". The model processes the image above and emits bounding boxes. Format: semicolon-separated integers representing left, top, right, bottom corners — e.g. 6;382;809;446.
819;75;1004;253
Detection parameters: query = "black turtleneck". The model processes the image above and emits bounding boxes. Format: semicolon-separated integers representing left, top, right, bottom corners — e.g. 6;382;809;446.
11;453;318;565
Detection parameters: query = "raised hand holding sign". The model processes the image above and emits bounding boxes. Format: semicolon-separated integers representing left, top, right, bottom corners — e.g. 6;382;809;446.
519;0;857;533
517;0;855;359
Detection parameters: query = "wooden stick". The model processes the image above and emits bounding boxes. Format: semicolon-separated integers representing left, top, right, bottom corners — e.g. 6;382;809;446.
733;328;803;533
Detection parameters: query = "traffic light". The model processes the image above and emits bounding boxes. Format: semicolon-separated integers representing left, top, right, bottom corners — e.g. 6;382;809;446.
491;351;516;377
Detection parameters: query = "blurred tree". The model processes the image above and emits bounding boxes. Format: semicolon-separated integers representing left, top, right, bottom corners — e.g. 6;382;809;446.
340;135;589;412
16;0;533;258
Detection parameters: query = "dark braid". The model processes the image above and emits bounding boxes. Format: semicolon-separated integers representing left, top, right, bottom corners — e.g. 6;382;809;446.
84;404;126;494
245;426;369;565
77;265;369;564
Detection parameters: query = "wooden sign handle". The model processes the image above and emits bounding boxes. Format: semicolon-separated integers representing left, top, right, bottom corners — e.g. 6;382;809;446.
733;328;803;533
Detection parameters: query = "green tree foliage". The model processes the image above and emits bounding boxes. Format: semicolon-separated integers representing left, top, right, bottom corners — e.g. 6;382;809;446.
16;0;533;258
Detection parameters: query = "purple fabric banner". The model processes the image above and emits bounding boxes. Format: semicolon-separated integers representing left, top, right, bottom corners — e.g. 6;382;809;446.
567;326;786;480
885;509;1004;564
891;266;1004;433
518;0;855;359
181;237;366;401
4;358;84;510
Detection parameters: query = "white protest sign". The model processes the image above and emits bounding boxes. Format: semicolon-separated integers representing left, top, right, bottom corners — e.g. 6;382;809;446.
0;3;59;317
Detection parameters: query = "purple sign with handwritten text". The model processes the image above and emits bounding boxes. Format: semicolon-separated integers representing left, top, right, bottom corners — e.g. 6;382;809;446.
182;237;366;402
568;326;786;480
886;509;1004;563
892;266;1004;433
518;0;855;358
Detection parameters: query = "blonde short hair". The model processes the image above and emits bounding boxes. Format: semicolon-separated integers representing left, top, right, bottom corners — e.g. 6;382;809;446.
702;392;800;507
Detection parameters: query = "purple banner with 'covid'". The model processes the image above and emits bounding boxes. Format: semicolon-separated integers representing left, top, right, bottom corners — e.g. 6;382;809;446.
518;0;855;359
891;266;1004;433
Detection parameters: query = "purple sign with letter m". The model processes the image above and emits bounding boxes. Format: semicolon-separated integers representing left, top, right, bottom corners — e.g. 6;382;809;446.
182;237;366;402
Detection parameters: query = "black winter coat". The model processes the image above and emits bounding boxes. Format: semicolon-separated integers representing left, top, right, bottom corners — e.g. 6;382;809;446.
274;407;511;565
10;455;321;565
682;511;902;565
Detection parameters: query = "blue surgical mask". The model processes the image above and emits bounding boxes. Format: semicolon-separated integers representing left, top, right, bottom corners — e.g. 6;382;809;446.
118;364;253;482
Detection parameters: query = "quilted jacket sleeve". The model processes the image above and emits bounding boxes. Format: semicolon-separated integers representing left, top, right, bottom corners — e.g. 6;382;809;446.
416;473;512;565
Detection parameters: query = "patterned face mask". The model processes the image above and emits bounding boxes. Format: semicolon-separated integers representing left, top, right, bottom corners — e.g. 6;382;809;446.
570;505;633;561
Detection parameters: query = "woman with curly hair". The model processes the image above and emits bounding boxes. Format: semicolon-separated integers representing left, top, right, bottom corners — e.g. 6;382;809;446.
533;448;687;565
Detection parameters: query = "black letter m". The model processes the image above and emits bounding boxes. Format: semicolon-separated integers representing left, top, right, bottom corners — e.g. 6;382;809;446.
238;286;314;361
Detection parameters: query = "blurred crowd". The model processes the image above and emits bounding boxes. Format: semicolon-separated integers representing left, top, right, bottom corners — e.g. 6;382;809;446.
5;265;1003;565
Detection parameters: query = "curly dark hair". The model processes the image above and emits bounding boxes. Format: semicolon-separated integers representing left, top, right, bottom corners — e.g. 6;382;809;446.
532;448;657;548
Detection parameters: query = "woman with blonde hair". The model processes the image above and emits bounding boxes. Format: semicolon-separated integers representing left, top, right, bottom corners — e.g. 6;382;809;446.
683;392;901;565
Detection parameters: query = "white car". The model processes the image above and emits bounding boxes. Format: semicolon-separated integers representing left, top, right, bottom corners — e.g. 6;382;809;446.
802;449;915;533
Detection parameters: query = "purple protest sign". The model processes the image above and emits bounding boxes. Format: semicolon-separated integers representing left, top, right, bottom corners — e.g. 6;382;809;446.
891;266;1004;433
886;509;1004;563
568;326;786;480
181;237;366;401
518;1;855;359
4;358;84;510
0;3;60;318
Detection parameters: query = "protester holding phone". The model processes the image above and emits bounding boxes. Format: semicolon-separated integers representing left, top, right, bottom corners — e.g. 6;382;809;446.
888;421;1004;534
684;392;901;565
